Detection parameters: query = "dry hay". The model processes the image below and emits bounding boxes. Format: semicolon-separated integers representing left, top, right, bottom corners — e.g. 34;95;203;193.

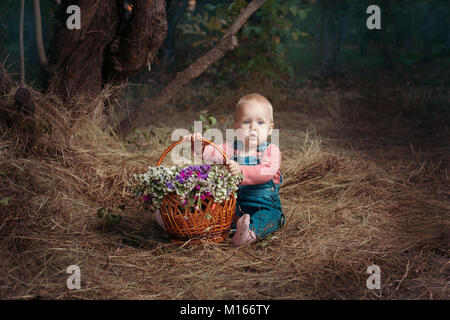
0;83;448;300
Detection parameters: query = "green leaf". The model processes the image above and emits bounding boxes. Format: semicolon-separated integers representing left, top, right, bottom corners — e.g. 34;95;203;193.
259;234;275;247
207;115;217;125
287;65;294;77
247;59;256;69
96;207;106;218
204;4;216;11
299;32;309;38
289;6;298;16
203;226;212;232
274;44;285;55
122;233;146;247
279;4;288;15
106;213;122;225
0;197;10;206
205;214;213;220
298;9;308;20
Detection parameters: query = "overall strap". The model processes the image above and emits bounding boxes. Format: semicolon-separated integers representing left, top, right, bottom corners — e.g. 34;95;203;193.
233;140;280;189
233;140;242;162
233;140;271;165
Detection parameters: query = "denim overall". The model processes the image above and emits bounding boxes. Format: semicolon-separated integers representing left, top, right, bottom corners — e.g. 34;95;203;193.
231;140;285;239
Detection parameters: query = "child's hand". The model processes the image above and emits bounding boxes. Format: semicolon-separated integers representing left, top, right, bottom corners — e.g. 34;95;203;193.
183;132;203;156
226;160;242;176
183;132;203;142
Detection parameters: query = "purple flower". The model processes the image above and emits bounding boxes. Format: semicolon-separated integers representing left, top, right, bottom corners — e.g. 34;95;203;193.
166;181;175;189
195;185;201;190
198;172;208;180
143;195;150;203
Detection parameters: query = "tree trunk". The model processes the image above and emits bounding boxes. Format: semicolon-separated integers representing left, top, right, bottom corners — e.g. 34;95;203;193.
46;0;167;102
19;0;25;86
33;0;47;69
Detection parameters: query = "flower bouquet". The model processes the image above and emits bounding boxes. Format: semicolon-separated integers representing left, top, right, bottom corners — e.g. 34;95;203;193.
133;164;243;244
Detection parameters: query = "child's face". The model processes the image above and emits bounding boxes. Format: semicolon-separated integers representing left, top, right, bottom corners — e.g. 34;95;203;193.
234;100;274;149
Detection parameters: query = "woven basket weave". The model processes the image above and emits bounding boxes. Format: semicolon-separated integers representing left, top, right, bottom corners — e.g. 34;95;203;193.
156;138;236;245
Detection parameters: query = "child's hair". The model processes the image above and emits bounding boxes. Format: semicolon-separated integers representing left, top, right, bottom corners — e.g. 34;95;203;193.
235;93;273;122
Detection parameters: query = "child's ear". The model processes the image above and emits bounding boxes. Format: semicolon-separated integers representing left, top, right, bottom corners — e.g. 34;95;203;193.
268;122;274;135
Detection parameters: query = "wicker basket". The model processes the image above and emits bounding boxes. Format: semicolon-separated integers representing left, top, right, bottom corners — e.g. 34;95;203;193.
156;138;236;245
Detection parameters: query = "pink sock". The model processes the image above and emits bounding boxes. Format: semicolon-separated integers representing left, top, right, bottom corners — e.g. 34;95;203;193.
231;214;257;246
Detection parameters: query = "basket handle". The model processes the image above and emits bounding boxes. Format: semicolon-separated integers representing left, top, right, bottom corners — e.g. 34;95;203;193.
156;137;229;166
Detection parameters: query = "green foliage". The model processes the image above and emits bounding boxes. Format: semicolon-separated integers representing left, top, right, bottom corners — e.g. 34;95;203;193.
0;197;11;206
96;207;123;225
190;111;218;133
131;129;151;143
177;0;309;80
1;0;449;88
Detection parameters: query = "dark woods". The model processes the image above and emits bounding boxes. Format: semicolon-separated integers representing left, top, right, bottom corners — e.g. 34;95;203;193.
0;0;449;133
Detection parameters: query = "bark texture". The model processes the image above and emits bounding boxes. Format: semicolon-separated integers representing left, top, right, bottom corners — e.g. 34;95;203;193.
47;0;167;101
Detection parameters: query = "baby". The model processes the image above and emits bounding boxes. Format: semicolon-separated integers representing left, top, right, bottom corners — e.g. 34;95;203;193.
189;93;285;246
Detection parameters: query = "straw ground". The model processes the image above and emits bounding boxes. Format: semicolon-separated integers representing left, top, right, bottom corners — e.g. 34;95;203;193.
0;72;448;299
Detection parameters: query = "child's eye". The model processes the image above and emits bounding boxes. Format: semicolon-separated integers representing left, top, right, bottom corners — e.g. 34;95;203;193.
243;121;250;124
258;121;264;125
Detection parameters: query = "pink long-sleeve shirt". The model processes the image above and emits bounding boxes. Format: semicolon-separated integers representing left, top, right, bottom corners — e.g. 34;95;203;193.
202;142;281;186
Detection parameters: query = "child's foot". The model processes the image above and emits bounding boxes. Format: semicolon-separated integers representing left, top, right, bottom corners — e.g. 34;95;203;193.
231;214;257;246
155;209;167;231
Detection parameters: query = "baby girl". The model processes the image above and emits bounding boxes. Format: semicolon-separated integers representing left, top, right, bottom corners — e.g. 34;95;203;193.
156;93;284;246
194;93;284;246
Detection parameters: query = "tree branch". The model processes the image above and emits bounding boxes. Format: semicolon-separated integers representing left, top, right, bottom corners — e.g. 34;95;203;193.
33;0;47;68
19;0;25;86
117;0;266;138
